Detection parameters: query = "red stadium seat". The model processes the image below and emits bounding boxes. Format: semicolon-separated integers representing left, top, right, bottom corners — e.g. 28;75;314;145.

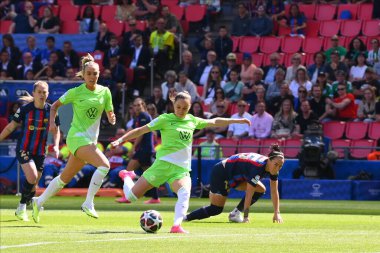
284;53;306;67
235;52;243;65
283;138;301;158
259;139;283;155
299;4;316;20
217;138;239;158
315;4;337;21
161;0;179;7
345;122;369;140
358;3;374;20
331;139;351;159
185;5;206;22
319;20;341;37
305;20;320;37
231;36;240;52
106;20;124;36
305;53;315;66
350;139;376;159
57;0;73;6
196;86;203;97
337;4;359;20
323;121;346;140
38;5;60;18
260;37;281;54
61;20;79;34
323;36;346;51
80;5;101;19
263;53;285;66
368;122;380;140
362;20;380;37
126;67;134;85
252;53;264;67
59;5;79;21
100;5;117;22
0;20;12;34
340;20;362;37
0;117;8;133
169;5;184;20
239;139;260;153
180;20;189;36
281;36;304;54
239;36;260;53
303;37;324;54
135;20;147;31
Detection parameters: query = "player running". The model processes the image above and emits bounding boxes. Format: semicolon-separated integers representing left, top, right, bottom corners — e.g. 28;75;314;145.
31;54;116;223
111;91;250;233
185;144;284;223
0;81;60;221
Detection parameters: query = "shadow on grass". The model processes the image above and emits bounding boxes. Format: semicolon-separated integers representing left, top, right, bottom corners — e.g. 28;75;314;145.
87;230;146;235
0;219;19;223
191;221;230;224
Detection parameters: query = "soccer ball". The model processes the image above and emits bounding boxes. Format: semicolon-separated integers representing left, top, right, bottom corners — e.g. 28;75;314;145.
140;210;163;233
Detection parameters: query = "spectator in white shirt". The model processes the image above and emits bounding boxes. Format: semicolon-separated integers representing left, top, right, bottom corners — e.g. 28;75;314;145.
289;67;312;98
227;100;252;140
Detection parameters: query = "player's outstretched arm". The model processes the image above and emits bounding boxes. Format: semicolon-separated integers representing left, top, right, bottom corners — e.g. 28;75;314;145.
106;111;116;125
0;121;19;142
205;118;251;128
270;179;283;223
111;125;151;147
49;100;63;134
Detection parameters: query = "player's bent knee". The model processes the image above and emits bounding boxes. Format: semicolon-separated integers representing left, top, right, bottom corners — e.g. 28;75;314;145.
208;204;224;216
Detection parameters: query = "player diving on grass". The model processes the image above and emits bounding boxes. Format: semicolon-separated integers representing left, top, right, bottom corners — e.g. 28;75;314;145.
0;81;60;221
31;54;116;222
185;144;284;223
111;91;250;233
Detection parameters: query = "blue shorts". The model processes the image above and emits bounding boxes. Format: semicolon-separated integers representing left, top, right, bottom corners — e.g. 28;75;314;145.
16;150;45;172
132;151;154;167
210;162;229;196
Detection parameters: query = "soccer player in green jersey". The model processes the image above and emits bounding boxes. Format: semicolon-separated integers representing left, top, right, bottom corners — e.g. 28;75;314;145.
111;91;250;233
31;54;116;223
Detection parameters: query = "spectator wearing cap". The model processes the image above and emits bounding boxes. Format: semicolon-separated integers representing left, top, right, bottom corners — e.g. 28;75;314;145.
193;129;223;159
352;67;380;98
307;52;326;85
325;35;347;63
8;1;37;34
223;69;244;102
294;86;309;113
249;5;273;37
214;26;233;64
345;37;367;68
175;71;200;102
326;83;357;121
331;70;353;96
308;84;331;122
248;102;273;139
175;50;197;82
349;52;368;82
367;38;380;67
227;100;252;140
324;51;348;83
263;52;286;85
231;2;250;36
222;53;241;82
240;52;257;84
266;68;286;101
316;71;333;98
285;53;305;82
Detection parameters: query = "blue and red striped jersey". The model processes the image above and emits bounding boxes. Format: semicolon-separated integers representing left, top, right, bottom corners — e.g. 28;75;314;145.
12;102;60;156
224;153;278;188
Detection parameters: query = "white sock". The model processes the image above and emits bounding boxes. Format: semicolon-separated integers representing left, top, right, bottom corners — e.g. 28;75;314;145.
123;176;137;202
37;176;66;207
173;187;190;226
18;203;26;210
84;166;109;205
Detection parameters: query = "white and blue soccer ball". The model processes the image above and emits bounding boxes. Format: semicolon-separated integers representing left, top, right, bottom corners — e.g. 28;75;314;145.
140;210;163;233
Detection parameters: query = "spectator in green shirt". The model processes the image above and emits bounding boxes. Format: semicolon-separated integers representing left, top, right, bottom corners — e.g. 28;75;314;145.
325;35;347;63
193;129;223;159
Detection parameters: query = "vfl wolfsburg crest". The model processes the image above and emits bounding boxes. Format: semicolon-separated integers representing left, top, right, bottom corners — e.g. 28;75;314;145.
86;107;98;119
177;127;192;141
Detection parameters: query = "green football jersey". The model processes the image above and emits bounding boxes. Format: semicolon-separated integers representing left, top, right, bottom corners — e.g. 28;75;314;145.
147;113;208;170
59;83;113;147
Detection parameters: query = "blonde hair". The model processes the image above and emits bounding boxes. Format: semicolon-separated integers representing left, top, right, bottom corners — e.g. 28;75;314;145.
76;53;99;78
19;81;49;104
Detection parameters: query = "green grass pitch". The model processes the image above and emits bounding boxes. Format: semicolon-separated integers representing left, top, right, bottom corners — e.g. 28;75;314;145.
1;196;380;253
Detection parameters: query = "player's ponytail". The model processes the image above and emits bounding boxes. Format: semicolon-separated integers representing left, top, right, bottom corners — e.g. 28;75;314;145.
76;53;98;78
18;81;49;104
268;143;284;160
